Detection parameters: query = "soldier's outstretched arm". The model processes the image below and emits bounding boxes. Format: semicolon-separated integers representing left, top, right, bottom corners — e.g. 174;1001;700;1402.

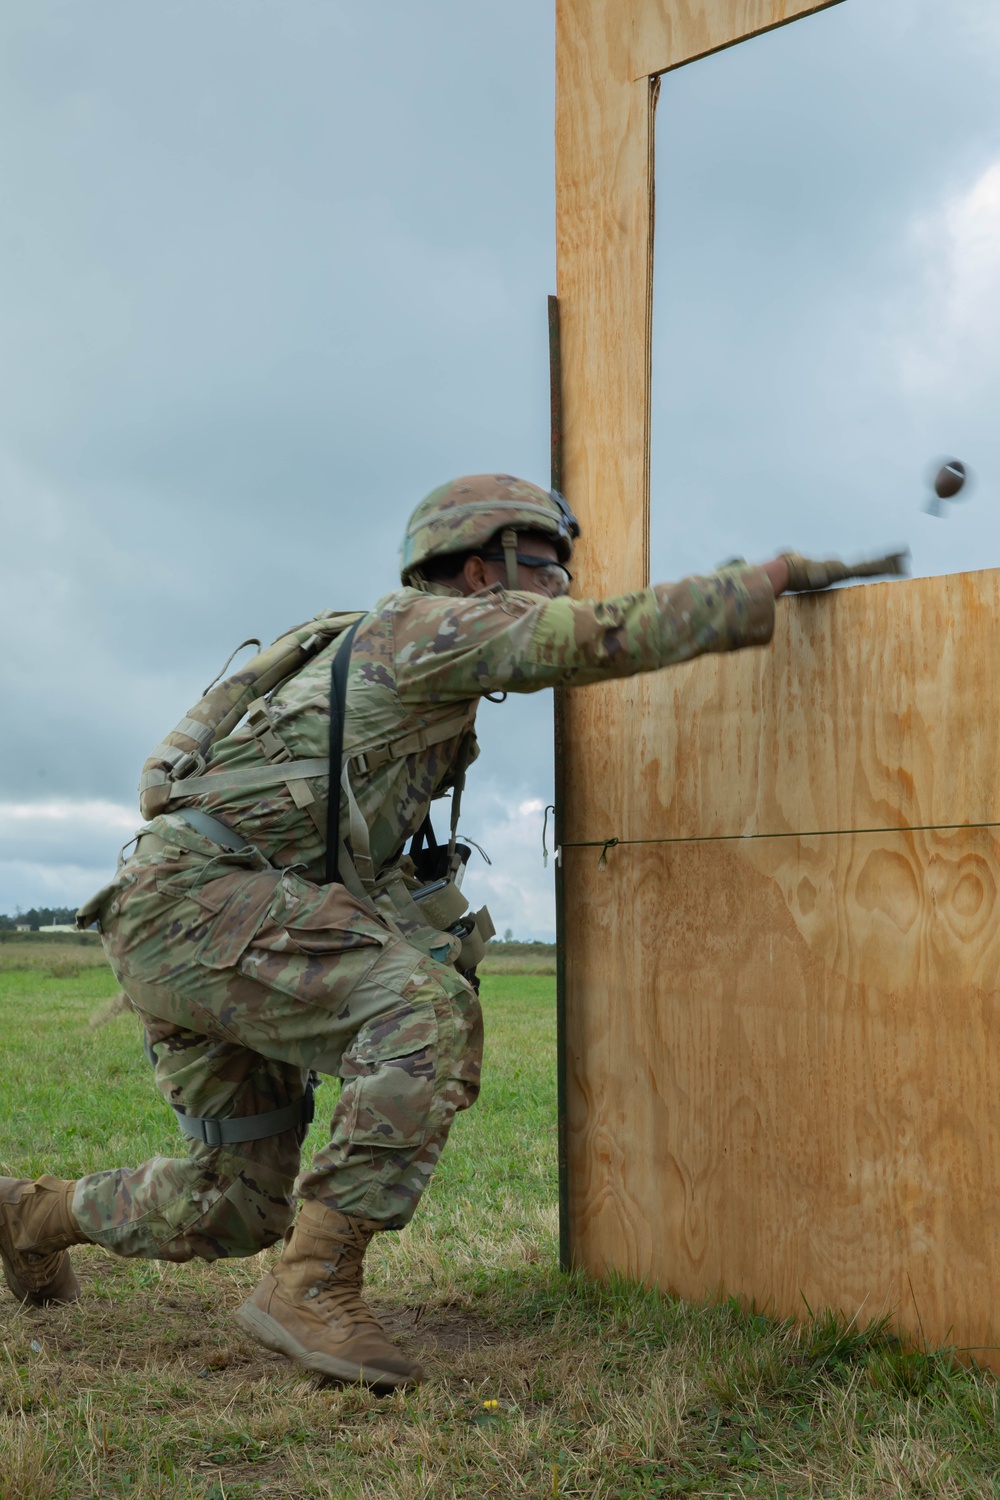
393;560;780;703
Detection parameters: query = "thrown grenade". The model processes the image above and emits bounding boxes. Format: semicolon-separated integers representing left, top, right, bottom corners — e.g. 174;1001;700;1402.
926;459;969;517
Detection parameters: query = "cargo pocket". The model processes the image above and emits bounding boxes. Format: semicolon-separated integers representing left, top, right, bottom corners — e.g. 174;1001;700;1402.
177;865;388;973
341;1003;438;1148
262;871;390;957
75;876;122;932
186;870;284;970
210;869;390;1015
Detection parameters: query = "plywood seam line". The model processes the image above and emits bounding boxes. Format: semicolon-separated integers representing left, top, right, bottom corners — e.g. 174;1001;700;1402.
561;819;1000;857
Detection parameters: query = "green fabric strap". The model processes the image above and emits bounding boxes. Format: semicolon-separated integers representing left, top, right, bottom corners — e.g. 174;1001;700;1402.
173;1093;313;1147
167;759;329;797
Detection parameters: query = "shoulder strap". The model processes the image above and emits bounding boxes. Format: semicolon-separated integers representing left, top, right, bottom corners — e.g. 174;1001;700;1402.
139;610;363;820
325;619;362;885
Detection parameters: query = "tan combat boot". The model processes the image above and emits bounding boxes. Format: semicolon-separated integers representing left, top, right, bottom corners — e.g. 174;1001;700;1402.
0;1176;83;1305
235;1200;422;1388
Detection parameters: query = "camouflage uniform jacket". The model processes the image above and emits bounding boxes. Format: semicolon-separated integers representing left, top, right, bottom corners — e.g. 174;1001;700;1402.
167;565;775;884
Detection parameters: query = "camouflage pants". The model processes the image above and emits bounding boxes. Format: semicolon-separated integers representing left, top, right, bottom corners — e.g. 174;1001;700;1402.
74;828;482;1262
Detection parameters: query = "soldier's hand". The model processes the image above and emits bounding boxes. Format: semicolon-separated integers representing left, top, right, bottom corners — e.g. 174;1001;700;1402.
779;550;910;593
761;557;791;596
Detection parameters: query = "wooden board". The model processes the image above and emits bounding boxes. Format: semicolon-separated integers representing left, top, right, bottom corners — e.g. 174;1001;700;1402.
555;0;656;601
563;570;1000;847
555;0;1000;1361
630;0;845;81
561;572;1000;1361
555;0;842;599
563;828;1000;1360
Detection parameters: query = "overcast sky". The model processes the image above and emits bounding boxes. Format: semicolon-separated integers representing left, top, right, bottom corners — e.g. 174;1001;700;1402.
1;1;998;936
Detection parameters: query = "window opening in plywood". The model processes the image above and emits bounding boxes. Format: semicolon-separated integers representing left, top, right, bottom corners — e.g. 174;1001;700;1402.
650;2;1000;586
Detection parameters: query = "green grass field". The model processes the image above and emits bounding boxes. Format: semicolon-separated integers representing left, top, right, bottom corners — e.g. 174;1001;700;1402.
2;952;1000;1498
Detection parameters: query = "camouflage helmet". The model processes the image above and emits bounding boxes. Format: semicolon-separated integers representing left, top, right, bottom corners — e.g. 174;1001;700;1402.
400;473;581;585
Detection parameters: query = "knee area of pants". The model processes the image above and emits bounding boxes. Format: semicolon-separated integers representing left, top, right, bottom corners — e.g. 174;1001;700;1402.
187;1178;296;1260
193;1204;292;1260
245;1195;295;1249
246;1222;287;1254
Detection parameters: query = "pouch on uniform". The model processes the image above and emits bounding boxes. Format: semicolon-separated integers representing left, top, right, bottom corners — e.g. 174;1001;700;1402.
457;905;496;972
75;877;122;932
138;610;366;821
187;870;284;969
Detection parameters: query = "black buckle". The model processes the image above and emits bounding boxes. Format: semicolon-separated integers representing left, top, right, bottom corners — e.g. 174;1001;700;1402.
550;488;581;540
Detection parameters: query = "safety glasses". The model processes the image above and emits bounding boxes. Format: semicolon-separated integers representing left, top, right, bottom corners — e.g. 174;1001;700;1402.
480;553;573;597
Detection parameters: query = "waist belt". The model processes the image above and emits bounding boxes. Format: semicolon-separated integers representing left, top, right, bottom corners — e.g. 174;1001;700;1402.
170;806;250;853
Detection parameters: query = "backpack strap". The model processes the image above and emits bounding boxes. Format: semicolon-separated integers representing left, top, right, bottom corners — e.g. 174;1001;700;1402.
139;611;363;820
347;707;475;774
325;619;361;885
148;611;478;896
166;761;329;796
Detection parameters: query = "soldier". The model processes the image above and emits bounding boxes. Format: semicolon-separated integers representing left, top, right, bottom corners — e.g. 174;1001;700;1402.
0;474;793;1389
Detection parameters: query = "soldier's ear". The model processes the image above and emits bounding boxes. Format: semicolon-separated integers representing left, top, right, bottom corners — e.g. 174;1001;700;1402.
461;555;491;595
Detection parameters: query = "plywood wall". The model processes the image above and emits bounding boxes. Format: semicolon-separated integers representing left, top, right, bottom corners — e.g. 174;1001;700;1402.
561;572;1000;1361
556;0;1000;1365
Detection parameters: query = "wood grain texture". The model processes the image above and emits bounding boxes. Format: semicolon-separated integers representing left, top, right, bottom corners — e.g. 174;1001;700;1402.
556;0;656;602
629;0;845;81
564;826;1000;1362
553;0;1000;1364
554;0;846;631
563;570;1000;847
561;569;1000;1363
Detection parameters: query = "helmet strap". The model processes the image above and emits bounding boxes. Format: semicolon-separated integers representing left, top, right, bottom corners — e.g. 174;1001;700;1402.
501;528;519;590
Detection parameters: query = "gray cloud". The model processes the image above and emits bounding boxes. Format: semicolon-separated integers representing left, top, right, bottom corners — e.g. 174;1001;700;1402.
0;1;556;828
651;0;1000;580
2;0;998;933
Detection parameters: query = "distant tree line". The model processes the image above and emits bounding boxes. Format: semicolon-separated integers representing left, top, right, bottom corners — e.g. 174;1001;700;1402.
0;906;78;932
0;908;556;947
486;937;556;956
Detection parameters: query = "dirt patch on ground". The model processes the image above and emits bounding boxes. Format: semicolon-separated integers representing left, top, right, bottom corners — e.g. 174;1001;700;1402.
381;1302;509;1356
5;1251;518;1396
